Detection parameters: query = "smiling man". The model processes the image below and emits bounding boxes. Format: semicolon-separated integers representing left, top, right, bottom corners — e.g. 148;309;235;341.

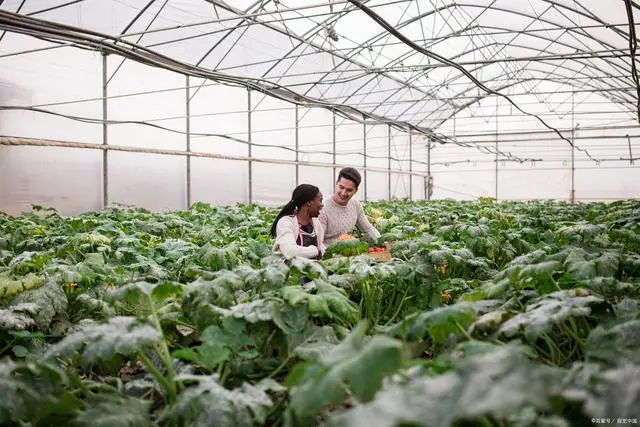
319;167;381;245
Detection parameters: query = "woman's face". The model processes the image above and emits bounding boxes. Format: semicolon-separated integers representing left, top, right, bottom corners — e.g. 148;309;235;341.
307;192;324;217
333;178;357;206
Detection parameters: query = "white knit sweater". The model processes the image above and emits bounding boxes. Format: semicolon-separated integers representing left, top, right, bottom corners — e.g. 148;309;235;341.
319;197;381;245
272;215;326;259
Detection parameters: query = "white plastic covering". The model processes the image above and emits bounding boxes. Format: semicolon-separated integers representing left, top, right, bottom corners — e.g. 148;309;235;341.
0;0;639;215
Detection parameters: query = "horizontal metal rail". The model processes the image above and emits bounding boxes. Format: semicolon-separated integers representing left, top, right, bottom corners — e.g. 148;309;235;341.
0;135;427;177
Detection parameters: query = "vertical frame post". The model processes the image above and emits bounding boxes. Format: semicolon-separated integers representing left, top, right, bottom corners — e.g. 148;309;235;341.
363;116;367;201
495;96;499;201
332;112;336;185
571;91;575;203
409;131;413;200
247;89;253;205
102;53;109;209
388;124;391;200
427;137;432;200
295;105;299;186
186;76;191;209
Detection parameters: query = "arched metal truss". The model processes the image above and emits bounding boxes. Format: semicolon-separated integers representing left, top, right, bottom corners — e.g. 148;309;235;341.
0;0;637;155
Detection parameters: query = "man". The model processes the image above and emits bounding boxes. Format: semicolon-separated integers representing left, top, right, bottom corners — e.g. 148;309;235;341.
319;167;381;245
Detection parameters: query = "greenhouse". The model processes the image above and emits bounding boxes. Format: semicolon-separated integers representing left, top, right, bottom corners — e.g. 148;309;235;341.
1;1;640;426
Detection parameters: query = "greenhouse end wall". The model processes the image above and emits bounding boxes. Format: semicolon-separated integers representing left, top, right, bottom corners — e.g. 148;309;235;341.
2;47;639;216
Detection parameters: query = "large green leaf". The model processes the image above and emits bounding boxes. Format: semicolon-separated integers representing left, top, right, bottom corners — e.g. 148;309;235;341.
0;359;83;426
280;280;359;325
0;303;39;330
271;303;340;358
292;325;341;360
288;323;403;419
585;319;640;367
110;281;184;302
201;317;253;351
212;299;276;324
586;365;640;418
8;276;67;331
498;290;612;342
288;257;327;281
0;273;44;299
327;346;559;427
71;395;152;427
160;375;272;427
388;302;477;342
562;363;640;420
45;316;163;367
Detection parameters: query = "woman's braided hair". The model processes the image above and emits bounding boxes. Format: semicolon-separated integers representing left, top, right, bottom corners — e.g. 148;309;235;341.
269;184;320;238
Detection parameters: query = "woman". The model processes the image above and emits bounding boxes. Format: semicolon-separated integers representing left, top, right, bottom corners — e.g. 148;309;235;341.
270;184;325;259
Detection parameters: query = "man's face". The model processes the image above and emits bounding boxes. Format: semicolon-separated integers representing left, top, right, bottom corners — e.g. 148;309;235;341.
333;178;357;206
308;192;324;217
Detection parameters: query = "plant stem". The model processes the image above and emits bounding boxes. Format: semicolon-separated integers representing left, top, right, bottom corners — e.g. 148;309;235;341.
138;350;177;402
146;294;178;396
267;355;292;380
219;365;230;387
0;338;16;355
383;287;410;327
455;321;474;341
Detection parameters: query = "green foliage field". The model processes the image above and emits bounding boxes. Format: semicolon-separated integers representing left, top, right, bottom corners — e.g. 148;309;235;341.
1;199;639;426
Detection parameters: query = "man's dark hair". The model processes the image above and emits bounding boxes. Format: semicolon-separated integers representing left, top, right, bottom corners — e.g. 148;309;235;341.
337;167;361;188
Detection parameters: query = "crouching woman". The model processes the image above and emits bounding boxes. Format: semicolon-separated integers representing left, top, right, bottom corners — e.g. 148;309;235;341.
270;184;325;259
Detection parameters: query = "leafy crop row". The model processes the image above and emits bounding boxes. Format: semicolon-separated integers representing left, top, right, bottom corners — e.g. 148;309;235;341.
1;199;639;426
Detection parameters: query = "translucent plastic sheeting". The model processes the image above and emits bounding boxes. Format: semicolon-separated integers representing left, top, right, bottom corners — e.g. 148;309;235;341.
0;146;102;215
105;61;185;150
188;82;248;157
334;119;365;202
0;36;102;143
107;152;186;212
576;167;640;201
190;158;248;206
251;95;295;162
390;173;410;199
252;163;296;207
499;165;572;201
299;167;334;198
297;107;333;164
430;167;496;200
366;171;389;201
412;175;426;200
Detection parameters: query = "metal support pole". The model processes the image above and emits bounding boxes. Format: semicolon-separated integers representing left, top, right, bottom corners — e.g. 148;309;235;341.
409;132;413;200
363;117;367;201
427;138;432;200
495;96;499;201
332;113;336;184
102;53;108;209
186;76;191;209
247;89;253;204
571;91;575;203
388;124;391;200
295;105;299;186
627;134;633;165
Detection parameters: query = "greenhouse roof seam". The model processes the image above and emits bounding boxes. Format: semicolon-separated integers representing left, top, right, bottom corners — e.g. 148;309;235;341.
0;7;537;162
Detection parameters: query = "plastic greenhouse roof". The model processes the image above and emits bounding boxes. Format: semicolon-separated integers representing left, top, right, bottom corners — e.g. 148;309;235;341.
0;0;638;152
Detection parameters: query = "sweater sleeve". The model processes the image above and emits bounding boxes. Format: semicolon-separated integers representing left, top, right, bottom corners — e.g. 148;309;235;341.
273;216;320;259
355;201;381;241
314;218;327;254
